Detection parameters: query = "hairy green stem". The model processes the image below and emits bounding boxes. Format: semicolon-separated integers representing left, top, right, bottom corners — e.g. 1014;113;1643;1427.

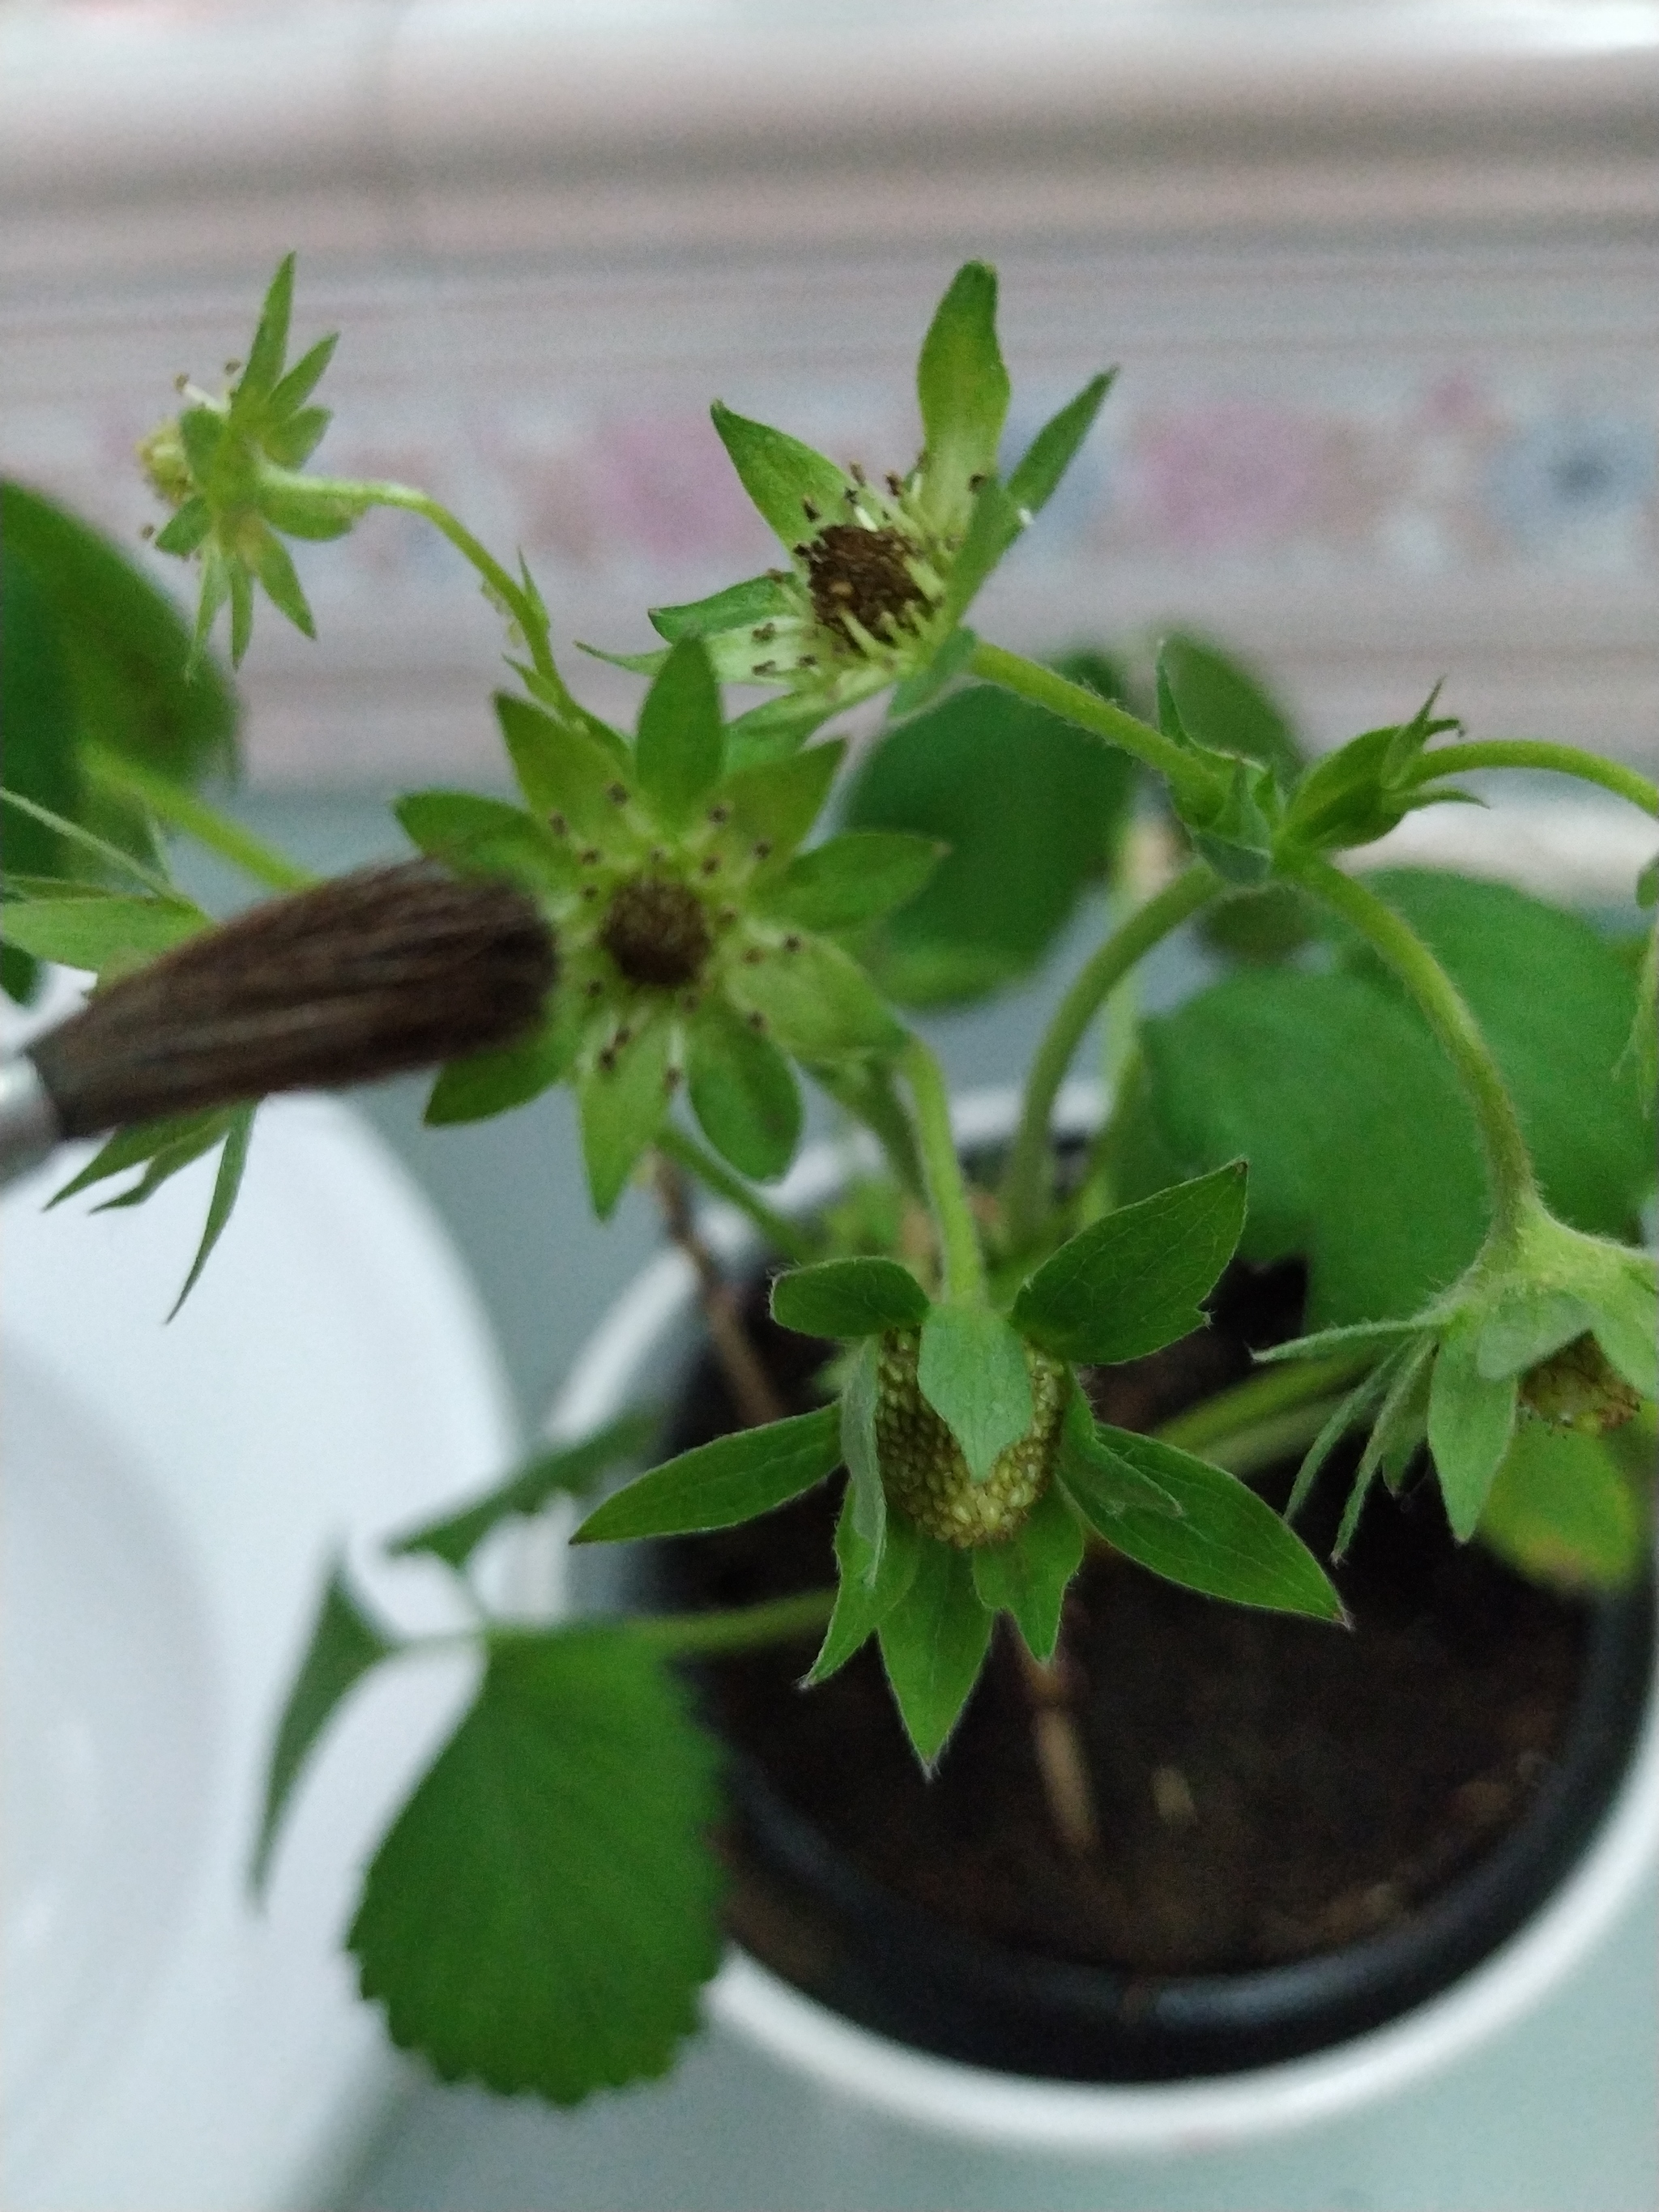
902;1036;987;1305
1290;855;1538;1238
1002;861;1220;1252
969;641;1204;795
655;1124;818;1266
294;475;561;684
83;746;318;893
1410;742;1659;821
625;1589;834;1656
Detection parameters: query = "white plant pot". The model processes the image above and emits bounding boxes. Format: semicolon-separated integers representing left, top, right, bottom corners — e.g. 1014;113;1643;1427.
544;1087;1659;2207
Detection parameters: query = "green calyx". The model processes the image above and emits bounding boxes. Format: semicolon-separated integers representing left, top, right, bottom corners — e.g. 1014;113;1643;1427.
873;1329;1069;1548
628;263;1111;741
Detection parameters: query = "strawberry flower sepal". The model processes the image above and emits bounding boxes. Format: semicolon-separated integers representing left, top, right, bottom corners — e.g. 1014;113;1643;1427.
591;263;1113;763
1264;1196;1658;1551
139;254;368;665
401;637;937;1215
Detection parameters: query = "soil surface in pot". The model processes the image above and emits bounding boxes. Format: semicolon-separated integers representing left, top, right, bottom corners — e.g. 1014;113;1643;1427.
658;1259;1595;1980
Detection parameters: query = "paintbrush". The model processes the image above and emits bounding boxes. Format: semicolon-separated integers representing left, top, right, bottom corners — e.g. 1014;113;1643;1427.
0;862;557;1189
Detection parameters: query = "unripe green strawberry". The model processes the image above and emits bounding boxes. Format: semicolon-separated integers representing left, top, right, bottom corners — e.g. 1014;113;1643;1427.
873;1329;1068;1548
1520;1331;1640;1435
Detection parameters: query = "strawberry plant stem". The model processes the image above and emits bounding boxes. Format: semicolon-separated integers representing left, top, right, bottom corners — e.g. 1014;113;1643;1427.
1409;742;1659;819
1002;860;1221;1254
902;1037;987;1305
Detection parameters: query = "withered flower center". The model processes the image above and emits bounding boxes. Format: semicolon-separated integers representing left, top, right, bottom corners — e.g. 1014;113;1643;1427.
804;523;928;645
599;876;712;990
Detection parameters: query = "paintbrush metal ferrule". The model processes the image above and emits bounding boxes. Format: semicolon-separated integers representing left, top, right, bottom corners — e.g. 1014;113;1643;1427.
0;1055;64;1191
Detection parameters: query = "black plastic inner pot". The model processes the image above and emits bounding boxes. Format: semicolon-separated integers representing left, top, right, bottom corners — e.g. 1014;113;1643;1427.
642;1265;1656;2085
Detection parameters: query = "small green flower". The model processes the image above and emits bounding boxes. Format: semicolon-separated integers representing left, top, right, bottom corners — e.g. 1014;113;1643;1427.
599;264;1113;762
402;637;939;1213
139;254;360;664
1267;1194;1658;1548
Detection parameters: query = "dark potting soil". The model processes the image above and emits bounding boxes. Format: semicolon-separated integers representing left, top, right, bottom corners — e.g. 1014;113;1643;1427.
655;1258;1590;1980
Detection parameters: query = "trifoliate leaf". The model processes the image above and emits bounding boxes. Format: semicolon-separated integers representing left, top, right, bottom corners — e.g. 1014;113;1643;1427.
877;1538;993;1768
388;1410;661;1570
1060;1415;1345;1622
686;999;801;1181
1013;1161;1247;1364
915;262;1010;526
753;830;945;934
770;1255;929;1340
578;1017;675;1217
1428;1319;1520;1541
917;1307;1032;1484
573;1404;841;1543
808;1481;922;1683
635;635;724;829
727;936;905;1060
970;1483;1084;1663
710;403;850;550
252;1559;397;1893
349;1627;723;2103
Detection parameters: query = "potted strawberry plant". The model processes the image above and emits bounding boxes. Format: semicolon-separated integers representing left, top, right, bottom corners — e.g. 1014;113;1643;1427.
5;257;1654;2159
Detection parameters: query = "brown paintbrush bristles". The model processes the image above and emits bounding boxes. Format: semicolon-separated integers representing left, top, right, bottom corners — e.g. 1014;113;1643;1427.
29;863;557;1139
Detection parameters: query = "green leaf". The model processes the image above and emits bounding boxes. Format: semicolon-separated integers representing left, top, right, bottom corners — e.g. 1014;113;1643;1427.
1005;373;1115;518
844;667;1136;1007
250;529;316;637
573;1404;841;1544
578;1017;675;1216
839;1337;887;1558
0;891;204;974
494;693;625;837
1478;1414;1650;1592
917;1307;1032;1484
876;1540;993;1768
3;479;237;818
179;404;227;485
754;830;945;934
1060;1416;1346;1622
262;404;332;471
887;623;979;718
167;1103;254;1317
686;999;801;1181
1157;633;1304;786
938;478;1023;633
47;1109;226;1206
228;564;254;665
1132;967;1488;1327
713;741;844;857
424;1010;580;1127
395;789;575;896
87;1116;238;1217
267;331;339;419
240;254;296;401
1013;1162;1247;1364
1585;1259;1659;1402
252;1559;396;1892
721;693;837;771
710;403;850;550
389;1411;661;1570
771;1256;929;1339
349;1626;723;2103
915;262;1010;523
153;498;211;556
649;573;794;643
970;1484;1084;1662
1476;1289;1595;1380
1341;873;1656;1242
635;635;724;828
1427;1319;1520;1541
808;1483;922;1683
726;935;904;1060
